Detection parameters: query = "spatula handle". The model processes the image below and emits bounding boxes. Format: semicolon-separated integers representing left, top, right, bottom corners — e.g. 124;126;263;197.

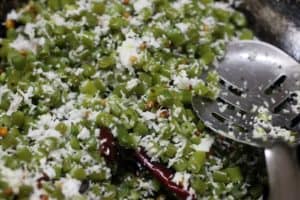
265;144;300;200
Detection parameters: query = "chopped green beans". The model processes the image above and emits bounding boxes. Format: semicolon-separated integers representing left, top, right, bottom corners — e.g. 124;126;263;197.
0;0;264;199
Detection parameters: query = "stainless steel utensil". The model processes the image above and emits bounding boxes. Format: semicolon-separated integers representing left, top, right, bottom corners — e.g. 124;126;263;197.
192;40;300;200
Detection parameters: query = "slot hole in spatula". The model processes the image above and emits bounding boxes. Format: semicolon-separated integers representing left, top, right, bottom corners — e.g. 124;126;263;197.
291;114;300;128
264;75;286;95
212;112;226;123
273;93;297;113
220;79;243;96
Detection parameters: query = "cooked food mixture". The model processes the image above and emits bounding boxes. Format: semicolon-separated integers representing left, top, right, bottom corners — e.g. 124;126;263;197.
0;0;266;199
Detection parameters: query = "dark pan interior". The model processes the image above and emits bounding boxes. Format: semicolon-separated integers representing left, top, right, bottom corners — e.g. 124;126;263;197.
0;0;27;37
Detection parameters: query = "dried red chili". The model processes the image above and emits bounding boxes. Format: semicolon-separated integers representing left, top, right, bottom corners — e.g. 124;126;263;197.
39;194;49;200
99;127;117;162
98;127;196;200
37;173;50;189
134;150;196;200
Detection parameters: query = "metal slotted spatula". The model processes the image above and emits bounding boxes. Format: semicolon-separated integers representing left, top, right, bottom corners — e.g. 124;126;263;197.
192;41;300;200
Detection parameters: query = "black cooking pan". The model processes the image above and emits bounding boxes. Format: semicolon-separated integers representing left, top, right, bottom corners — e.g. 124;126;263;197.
237;0;300;62
0;0;28;37
1;0;300;199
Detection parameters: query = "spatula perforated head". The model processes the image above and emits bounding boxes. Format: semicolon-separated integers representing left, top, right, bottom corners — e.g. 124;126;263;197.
192;41;300;147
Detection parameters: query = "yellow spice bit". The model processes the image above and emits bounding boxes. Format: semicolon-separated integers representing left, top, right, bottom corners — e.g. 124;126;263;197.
194;130;202;136
40;194;49;200
3;187;13;196
55;181;63;189
145;101;156;110
26;2;37;13
122;0;130;5
156;195;167;200
0;127;8;137
139;42;147;51
5;19;15;29
129;56;138;64
123;12;131;19
99;99;107;106
84;111;91;119
20;50;28;56
159;110;170;118
203;24;210;32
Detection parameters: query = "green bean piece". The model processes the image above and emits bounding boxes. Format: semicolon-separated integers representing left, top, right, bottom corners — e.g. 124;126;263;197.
61;0;75;6
232;12;247;27
4;155;19;169
86;137;97;151
16;147;32;162
181;90;192;105
213;171;228;183
88;170;107;182
72;151;83;163
174;159;188;172
164;6;179;20
85;13;98;27
213;9;231;22
96;112;113;127
10;50;26;71
166;29;186;47
201;50;215;65
109;102;122;116
109;17;128;31
48;0;61;10
70;137;81;150
133;121;149;136
71;123;80;136
70;167;87;180
45;137;59;151
62;157;73;173
164;143;177;158
92;2;106;15
98;55;116;69
18;185;33;197
83;64;96;78
157;89;174;107
225;167;243;182
194;81;209;97
187;27;200;43
191;178;207;194
55;122;68;134
206;71;219;85
101;184;117;200
116;125;137;148
53;165;62;179
200;0;213;4
0;133;18;150
80;80;98;95
139;73;152;87
240;28;254;40
188;151;206;173
81;32;95;48
140;8;153;21
151;26;164;38
11;111;25;128
94;78;106;93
